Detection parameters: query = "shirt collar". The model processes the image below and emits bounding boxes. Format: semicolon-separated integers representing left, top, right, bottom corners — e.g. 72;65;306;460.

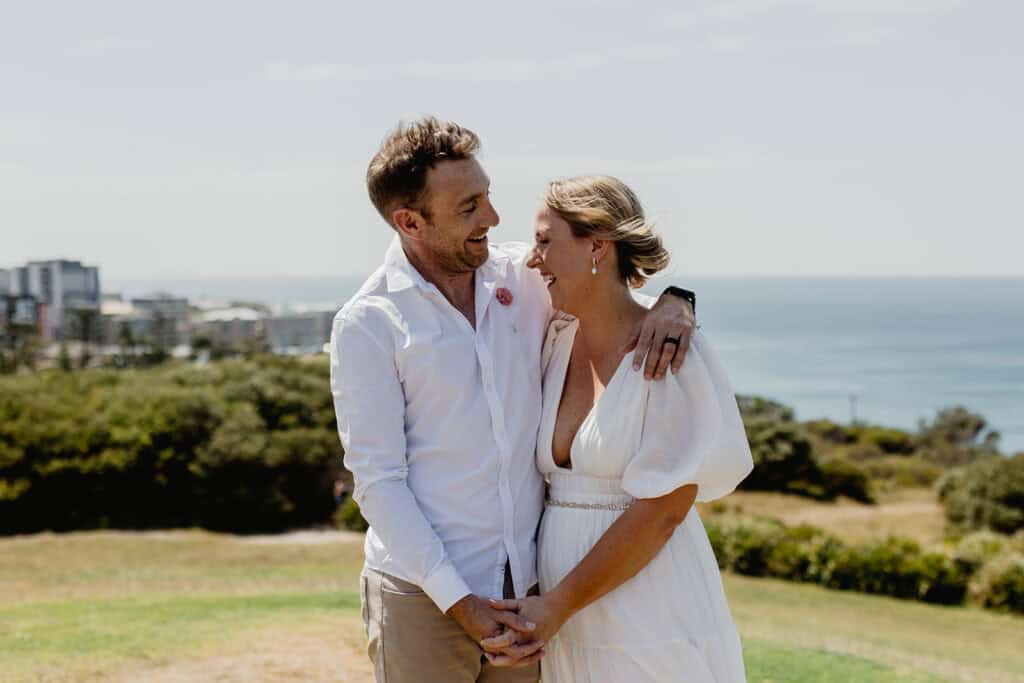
384;235;510;296
384;237;427;293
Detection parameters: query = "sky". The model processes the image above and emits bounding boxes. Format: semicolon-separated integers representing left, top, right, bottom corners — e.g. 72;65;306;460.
2;0;1022;281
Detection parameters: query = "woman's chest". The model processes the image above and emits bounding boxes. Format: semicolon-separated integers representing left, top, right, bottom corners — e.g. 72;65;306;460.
550;359;600;467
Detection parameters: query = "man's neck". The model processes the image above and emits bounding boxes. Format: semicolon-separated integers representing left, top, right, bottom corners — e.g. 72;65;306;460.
402;243;477;327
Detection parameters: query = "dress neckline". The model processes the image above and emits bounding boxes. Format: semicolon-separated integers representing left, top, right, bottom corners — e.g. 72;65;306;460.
548;320;632;470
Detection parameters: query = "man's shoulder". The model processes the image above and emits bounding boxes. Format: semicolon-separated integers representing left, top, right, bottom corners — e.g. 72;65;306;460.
333;267;397;331
489;240;541;288
489;240;532;267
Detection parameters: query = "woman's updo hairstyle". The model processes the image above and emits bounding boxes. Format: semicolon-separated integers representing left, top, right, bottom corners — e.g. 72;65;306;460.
543;175;670;288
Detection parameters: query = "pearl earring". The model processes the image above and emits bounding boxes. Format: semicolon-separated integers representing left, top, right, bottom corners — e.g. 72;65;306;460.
591;256;598;275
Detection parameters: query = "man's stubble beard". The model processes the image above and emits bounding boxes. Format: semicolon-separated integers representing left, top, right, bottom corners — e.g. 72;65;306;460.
424;227;488;275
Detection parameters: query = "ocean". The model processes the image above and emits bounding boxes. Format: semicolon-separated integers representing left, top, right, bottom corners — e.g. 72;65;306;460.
683;277;1024;455
110;275;1024;454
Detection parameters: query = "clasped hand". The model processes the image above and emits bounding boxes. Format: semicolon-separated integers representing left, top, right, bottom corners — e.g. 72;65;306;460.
447;594;548;668
479;595;569;667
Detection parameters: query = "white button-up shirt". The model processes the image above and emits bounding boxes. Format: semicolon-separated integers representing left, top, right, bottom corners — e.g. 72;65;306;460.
330;238;551;612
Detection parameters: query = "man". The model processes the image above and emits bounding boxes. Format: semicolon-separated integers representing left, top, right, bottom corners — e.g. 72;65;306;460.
330;117;696;682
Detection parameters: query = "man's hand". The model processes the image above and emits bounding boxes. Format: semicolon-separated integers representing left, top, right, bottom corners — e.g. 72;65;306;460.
447;595;544;667
623;292;696;380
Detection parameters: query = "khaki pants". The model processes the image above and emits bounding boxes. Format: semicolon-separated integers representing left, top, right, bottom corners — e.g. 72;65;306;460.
360;569;541;683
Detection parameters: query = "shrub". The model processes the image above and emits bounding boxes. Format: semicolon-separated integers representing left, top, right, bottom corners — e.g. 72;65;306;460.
968;552;1024;614
818;456;874;503
710;516;786;577
910;552;968;605
856;426;916;455
803;419;857;445
820;537;967;605
915;406;1001;468
939;454;1024;534
826;537;924;599
954;531;1008;574
335;496;369;532
766;524;844;583
738;396;832;500
918;444;990;469
918;406;999;451
1012;530;1024;553
835;442;886;462
707;514;986;608
861;456;942;488
0;358;344;534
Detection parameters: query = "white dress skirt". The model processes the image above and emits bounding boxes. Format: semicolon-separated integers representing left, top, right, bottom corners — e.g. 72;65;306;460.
536;320;754;683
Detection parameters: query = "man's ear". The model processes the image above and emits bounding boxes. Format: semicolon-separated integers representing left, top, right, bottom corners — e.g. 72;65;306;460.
392;207;428;241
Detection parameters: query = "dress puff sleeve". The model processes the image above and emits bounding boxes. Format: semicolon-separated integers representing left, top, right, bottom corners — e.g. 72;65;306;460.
621;331;754;503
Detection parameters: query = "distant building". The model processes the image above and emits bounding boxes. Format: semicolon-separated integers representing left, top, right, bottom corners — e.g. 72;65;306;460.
1;294;44;338
0;269;9;296
131;296;191;348
264;310;335;354
194;307;266;349
100;294;191;350
8;260;101;342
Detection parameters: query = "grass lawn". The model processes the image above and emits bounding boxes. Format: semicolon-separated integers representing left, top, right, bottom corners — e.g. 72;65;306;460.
1;530;1020;682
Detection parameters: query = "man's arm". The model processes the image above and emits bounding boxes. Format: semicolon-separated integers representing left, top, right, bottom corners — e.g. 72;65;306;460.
330;304;535;643
330;304;470;611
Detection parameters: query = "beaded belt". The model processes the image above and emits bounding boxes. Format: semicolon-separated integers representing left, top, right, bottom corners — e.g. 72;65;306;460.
546;497;634;511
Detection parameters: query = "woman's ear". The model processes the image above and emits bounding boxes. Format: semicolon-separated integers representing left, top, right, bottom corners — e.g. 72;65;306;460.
591;239;612;265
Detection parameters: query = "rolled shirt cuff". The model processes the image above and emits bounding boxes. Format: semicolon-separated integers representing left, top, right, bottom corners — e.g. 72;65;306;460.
421;561;472;614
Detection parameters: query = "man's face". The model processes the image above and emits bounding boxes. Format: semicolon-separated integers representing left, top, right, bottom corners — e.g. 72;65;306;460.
417;158;500;274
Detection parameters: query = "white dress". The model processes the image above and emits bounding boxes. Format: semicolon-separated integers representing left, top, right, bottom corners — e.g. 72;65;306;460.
536;319;754;683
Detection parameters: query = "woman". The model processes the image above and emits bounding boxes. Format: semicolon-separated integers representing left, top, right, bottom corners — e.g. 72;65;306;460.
488;176;753;682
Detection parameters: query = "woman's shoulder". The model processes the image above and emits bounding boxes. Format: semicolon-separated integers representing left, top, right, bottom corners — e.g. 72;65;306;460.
641;331;726;407
541;315;576;376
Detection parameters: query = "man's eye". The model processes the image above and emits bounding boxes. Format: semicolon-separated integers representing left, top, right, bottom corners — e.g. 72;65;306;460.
463;205;476;215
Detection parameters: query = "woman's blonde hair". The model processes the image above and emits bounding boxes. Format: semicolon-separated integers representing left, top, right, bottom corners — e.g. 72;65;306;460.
544;175;669;288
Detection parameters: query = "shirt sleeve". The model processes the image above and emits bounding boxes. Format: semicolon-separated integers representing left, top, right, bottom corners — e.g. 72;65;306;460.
330;302;471;612
621;331;754;502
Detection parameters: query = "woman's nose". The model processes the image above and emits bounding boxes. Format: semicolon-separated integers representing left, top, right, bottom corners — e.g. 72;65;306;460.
526;246;541;269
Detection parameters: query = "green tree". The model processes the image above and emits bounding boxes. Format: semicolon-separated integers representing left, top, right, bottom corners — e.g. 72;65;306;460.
917;406;1001;466
738;396;829;499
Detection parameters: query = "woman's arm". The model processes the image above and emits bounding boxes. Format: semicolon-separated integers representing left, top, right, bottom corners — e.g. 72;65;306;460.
484;482;698;657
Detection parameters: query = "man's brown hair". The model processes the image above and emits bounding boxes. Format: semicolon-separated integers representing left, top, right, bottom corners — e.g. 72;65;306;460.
366;117;480;224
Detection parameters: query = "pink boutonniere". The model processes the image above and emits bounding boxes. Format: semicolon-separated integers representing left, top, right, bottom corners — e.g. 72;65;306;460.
495;287;514;306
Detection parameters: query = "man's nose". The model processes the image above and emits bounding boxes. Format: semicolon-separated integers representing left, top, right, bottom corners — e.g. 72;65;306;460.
483;199;500;228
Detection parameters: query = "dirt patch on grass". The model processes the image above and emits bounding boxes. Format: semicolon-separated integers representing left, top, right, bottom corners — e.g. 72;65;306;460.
703;490;947;546
238;530;365;546
102;619;373;683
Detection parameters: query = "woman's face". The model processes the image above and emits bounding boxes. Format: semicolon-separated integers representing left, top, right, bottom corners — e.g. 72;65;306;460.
528;205;596;314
